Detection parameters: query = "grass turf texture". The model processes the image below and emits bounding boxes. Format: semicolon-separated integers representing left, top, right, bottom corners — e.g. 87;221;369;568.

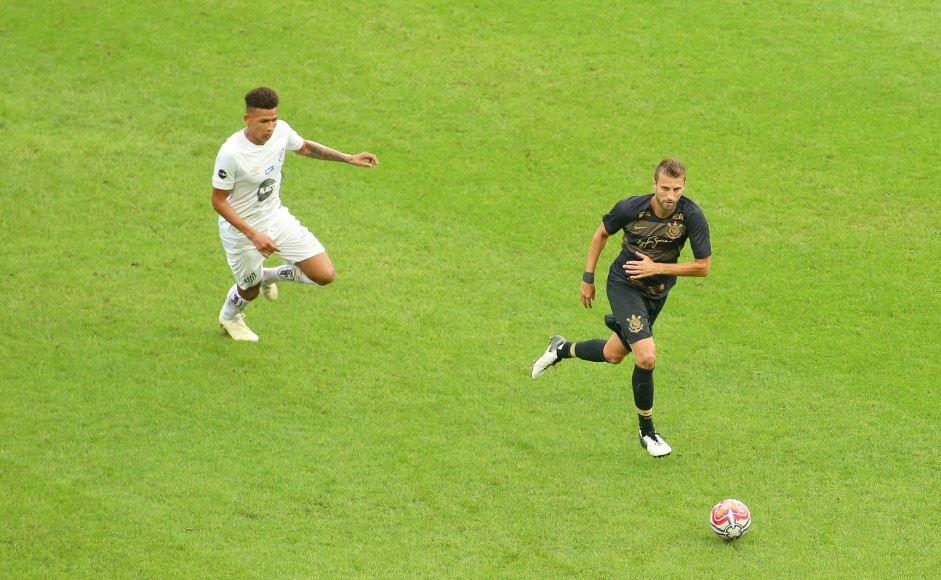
2;0;940;576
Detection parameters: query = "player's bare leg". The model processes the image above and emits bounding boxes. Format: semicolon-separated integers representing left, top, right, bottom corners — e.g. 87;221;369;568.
602;333;629;364
630;337;656;371
297;252;336;285
260;252;335;300
238;284;261;300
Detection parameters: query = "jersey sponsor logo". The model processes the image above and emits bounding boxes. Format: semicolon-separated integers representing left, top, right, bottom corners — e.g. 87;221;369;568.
218;169;228;179
636;236;674;250
257;178;276;202
265;165;274;175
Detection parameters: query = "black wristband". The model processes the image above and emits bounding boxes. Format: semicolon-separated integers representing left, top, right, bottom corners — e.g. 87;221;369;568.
582;271;595;284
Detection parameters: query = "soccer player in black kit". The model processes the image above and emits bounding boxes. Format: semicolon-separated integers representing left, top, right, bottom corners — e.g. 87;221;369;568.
531;158;711;458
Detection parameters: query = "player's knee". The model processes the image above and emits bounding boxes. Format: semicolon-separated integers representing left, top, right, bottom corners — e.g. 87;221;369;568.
239;285;261;301
602;342;626;364
300;265;336;285
316;268;336;285
634;352;656;370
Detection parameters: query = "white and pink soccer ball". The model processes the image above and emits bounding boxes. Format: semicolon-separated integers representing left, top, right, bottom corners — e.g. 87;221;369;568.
710;499;752;540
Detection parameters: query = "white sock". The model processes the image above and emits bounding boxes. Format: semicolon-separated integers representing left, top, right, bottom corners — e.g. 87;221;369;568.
262;264;318;285
220;284;250;320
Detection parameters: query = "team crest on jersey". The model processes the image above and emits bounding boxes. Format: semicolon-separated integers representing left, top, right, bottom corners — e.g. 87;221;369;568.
666;221;684;239
628;314;644;333
250;166;261;175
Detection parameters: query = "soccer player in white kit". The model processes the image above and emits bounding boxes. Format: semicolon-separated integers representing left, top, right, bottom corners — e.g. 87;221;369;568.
212;87;378;341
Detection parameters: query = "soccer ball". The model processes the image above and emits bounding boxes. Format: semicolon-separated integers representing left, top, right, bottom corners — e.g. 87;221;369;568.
710;499;751;540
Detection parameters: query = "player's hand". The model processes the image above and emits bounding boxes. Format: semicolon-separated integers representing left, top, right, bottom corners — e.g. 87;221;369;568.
580;281;595;308
349;152;378;167
624;252;658;279
249;231;280;258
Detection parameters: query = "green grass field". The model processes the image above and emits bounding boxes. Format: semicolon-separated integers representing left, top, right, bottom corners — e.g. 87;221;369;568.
2;0;940;577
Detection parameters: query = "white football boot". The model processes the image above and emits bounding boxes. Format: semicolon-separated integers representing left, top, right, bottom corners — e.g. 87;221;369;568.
219;312;259;342
260;282;279;301
531;335;566;379
639;430;672;458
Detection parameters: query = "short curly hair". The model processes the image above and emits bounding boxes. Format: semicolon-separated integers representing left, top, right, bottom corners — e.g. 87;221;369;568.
245;87;279;110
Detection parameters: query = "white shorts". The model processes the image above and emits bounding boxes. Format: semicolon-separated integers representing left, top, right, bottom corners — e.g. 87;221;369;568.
220;206;326;289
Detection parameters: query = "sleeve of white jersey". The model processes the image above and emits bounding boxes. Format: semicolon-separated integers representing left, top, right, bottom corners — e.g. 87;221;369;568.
280;120;305;151
212;146;238;190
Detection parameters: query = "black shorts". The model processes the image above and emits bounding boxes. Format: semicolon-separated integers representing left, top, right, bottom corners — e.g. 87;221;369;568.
606;275;668;347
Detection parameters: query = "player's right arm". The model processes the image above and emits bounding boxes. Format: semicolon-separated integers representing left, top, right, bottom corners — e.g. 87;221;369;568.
581;223;610;309
211;188;280;258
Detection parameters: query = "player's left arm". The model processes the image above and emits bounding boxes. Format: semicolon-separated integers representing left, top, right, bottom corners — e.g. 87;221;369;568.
625;254;710;279
295;140;378;167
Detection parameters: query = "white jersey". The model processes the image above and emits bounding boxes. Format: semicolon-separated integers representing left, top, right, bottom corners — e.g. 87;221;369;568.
212;120;305;231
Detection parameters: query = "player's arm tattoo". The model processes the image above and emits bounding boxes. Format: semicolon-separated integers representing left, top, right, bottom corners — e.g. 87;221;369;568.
301;141;350;162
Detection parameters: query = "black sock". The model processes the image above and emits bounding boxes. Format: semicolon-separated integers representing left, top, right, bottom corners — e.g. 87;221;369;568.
633;365;655;435
570;339;607;363
558;341;574;359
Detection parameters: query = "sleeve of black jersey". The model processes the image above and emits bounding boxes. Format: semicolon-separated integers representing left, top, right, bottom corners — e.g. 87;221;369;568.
602;198;636;235
686;208;712;259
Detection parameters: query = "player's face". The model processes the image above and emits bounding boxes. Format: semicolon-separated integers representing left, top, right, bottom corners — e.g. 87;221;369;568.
651;174;685;216
243;107;279;145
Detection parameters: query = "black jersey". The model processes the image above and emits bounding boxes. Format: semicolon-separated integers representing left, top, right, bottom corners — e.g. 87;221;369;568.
602;194;711;298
